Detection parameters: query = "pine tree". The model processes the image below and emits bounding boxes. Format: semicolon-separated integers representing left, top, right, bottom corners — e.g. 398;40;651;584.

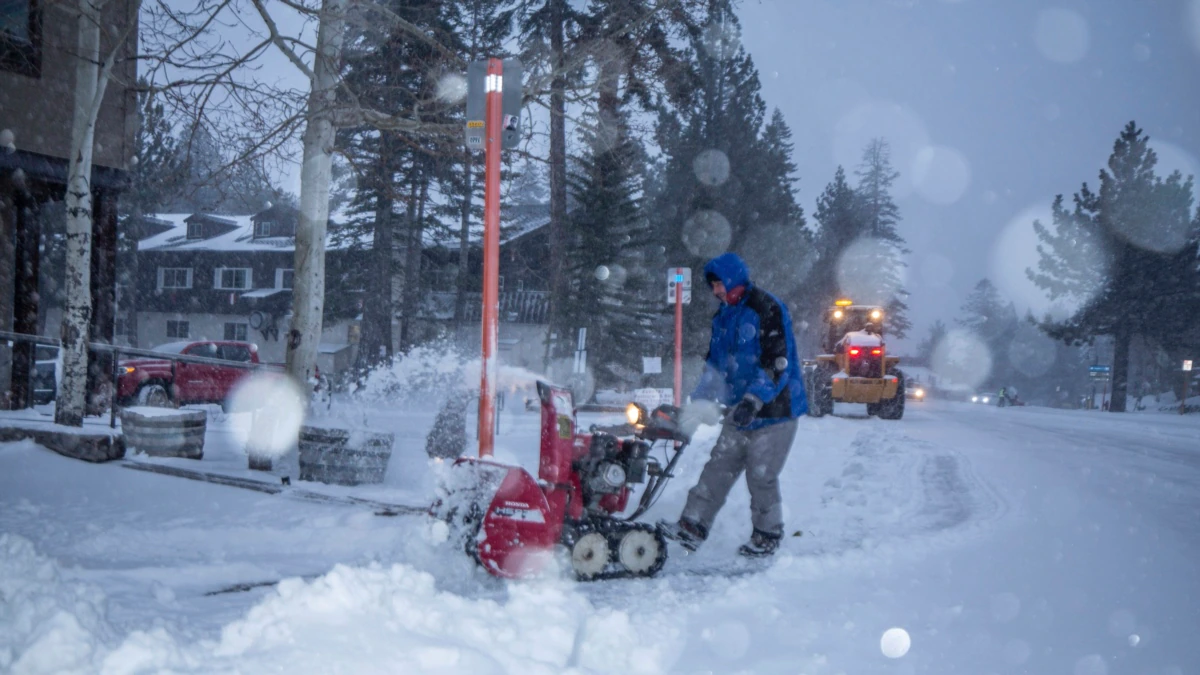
804;166;858;352
916;319;947;364
516;0;588;364
1030;122;1198;411
561;109;659;389
957;278;1018;390
336;0;465;363
853;139;911;338
645;1;777;362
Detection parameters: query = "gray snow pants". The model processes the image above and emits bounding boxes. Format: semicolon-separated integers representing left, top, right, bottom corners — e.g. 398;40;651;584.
681;418;799;537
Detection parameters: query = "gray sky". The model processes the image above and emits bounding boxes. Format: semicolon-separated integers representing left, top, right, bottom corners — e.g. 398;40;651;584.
738;0;1200;350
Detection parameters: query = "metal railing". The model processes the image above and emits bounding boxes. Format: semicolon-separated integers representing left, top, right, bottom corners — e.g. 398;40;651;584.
0;329;282;429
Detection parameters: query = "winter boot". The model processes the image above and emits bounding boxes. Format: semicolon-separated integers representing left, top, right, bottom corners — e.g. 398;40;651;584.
657;518;708;552
737;529;781;558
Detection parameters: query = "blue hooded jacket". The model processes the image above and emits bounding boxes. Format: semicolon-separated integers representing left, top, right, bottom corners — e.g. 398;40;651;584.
691;252;807;428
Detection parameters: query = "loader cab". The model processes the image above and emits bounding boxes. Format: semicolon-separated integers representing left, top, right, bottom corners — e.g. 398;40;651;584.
822;301;885;354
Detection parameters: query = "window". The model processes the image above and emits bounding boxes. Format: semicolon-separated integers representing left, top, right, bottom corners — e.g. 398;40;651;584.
220;343;252;362
276;268;293;289
214;268;251;290
254;221;273;238
186;222;203;239
166;320;189;339
158;267;192;289
224;323;248;341
0;0;40;76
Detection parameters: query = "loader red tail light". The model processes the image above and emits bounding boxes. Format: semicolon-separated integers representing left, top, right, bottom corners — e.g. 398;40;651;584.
848;348;861;357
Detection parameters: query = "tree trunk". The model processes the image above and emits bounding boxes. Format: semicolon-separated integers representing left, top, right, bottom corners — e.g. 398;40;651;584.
286;0;348;386
9;193;39;409
0;191;14;407
358;142;394;371
1110;326;1131;413
399;173;427;353
85;189;117;414
56;0;110;427
454;150;474;333
545;0;568;365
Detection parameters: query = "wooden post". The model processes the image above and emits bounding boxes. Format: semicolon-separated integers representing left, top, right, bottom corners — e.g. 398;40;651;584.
478;58;503;457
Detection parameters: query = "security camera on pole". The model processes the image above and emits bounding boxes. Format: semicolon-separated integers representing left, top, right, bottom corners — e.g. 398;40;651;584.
466;58;522;457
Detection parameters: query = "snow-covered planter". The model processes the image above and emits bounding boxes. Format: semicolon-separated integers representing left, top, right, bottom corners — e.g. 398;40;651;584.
121;407;206;460
298;425;393;486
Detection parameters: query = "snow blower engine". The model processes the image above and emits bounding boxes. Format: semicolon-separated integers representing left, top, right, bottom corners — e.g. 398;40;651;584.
432;381;691;581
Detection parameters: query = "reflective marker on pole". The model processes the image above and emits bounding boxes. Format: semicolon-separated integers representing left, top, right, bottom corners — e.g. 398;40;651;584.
479;58;503;457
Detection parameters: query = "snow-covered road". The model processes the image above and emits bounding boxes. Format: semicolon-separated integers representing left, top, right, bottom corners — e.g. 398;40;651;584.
2;401;1198;674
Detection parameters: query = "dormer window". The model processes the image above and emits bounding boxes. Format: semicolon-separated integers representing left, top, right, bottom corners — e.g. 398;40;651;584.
186;222;203;239
254;220;273;238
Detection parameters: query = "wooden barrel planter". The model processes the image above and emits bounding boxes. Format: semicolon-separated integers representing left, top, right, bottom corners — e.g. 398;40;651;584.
121;407;206;460
298;426;393;486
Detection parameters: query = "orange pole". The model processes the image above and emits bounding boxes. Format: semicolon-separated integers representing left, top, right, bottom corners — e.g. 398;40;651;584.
674;269;683;406
479;58;503;456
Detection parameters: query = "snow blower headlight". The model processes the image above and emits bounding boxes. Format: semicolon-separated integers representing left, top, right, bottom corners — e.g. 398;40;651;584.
626;402;647;426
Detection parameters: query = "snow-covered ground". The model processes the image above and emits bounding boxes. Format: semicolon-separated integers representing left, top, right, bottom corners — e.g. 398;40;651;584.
3;396;1199;674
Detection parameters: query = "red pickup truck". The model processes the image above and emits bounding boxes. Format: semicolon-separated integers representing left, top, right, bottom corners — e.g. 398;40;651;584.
116;340;277;408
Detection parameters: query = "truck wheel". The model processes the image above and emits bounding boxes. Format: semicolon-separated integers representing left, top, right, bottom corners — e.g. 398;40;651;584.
136;382;173;408
877;369;905;420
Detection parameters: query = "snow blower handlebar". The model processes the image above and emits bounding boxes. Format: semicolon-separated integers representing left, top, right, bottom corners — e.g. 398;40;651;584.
623;401;726;520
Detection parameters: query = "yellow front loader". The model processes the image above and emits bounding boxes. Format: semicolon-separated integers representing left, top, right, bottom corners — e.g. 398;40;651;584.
802;300;905;419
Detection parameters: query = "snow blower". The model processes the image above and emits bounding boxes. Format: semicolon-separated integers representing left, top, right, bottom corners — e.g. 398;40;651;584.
432;381;692;581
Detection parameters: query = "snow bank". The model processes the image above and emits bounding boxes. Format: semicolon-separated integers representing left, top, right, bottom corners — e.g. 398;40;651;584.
1;530;681;674
99;563;679;675
0;534;114;674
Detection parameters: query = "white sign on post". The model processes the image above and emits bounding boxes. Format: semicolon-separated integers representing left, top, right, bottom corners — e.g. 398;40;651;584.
667;267;692;304
642;356;662;374
1185;360;1193;372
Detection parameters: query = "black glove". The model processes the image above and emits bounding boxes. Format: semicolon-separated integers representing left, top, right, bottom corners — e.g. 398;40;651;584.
729;395;763;426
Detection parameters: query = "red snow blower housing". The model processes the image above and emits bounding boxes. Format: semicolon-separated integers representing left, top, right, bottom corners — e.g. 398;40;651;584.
433;381;691;580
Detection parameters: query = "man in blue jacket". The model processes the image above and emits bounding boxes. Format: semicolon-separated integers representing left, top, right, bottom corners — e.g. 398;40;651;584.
660;252;807;557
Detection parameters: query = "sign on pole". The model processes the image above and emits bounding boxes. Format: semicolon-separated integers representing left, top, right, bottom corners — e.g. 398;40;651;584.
466;58;523;151
1185;360;1193;372
667;267;692;305
1088;364;1111;381
668;267;691;406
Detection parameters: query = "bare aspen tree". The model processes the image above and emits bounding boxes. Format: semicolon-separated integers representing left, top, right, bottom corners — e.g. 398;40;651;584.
56;0;140;427
260;0;350;386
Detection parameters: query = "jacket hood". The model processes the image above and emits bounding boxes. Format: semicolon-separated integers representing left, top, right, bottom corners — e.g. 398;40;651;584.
704;252;751;290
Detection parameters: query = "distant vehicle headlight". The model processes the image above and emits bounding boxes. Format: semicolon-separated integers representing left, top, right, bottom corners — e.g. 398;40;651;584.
982;396;990;404
915;388;925;398
971;395;979;403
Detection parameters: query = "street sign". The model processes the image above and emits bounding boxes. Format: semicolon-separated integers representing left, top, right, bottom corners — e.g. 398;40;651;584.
1089;364;1111;380
667;267;692;304
1185;360;1193;372
466;58;523;150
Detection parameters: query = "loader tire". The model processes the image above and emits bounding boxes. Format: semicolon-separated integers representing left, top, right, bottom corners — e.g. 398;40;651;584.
877;369;905;420
807;366;834;417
